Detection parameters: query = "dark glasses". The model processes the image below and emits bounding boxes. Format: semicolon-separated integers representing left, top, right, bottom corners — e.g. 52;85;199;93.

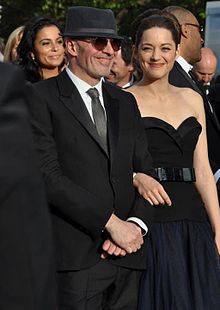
183;23;204;34
77;37;122;52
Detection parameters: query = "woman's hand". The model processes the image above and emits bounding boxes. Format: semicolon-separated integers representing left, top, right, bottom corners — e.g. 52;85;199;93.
133;173;172;206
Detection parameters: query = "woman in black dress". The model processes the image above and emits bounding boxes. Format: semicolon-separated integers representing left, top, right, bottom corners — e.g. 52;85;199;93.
128;13;220;309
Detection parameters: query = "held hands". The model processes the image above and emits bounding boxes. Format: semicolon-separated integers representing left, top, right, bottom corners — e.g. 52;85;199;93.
101;239;126;259
133;173;172;206
104;214;144;254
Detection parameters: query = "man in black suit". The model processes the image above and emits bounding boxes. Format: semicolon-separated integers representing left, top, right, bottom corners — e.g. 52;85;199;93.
0;63;57;309
27;6;170;310
165;6;220;199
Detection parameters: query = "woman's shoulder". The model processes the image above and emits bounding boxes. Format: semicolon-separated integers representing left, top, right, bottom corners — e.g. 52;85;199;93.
172;85;202;102
171;85;203;116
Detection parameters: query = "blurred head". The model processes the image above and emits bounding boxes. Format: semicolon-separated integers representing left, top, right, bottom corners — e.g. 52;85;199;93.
134;14;180;81
164;6;203;64
0;37;4;62
63;6;122;85
106;36;134;87
193;47;217;85
17;17;65;82
3;26;24;63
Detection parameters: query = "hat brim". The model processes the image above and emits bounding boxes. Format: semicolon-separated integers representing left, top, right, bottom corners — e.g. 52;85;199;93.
61;32;123;40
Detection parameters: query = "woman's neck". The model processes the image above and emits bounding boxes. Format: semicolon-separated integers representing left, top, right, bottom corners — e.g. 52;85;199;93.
41;67;60;80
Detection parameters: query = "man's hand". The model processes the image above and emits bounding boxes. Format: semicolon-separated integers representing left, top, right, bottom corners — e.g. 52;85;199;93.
101;239;127;259
133;173;172;206
105;214;144;253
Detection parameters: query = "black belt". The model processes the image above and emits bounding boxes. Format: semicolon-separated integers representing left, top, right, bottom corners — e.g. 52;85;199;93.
154;167;196;182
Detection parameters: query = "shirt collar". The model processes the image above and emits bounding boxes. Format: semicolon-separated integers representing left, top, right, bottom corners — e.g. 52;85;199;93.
65;67;103;96
176;56;193;74
122;75;135;89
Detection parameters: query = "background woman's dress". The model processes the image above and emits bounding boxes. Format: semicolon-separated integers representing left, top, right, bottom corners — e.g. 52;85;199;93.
139;116;220;310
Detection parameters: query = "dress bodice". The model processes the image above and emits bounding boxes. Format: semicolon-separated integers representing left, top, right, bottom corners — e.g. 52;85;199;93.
142;116;207;221
142;116;202;168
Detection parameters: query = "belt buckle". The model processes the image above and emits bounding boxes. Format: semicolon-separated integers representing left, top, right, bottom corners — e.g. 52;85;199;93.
157;167;167;181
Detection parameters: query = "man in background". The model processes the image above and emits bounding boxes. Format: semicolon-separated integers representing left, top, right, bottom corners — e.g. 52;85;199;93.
106;36;135;88
193;47;217;94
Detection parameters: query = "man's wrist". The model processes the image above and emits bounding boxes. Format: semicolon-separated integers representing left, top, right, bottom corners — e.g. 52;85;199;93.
127;217;148;236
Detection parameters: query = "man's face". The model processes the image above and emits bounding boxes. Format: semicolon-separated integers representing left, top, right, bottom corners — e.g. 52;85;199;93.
193;57;217;85
67;37;117;85
106;50;134;87
186;14;203;64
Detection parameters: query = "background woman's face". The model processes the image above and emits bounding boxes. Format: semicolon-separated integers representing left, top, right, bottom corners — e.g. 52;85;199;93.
33;25;65;69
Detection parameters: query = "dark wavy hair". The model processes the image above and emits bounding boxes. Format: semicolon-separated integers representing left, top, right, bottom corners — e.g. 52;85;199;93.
135;13;181;49
17;16;63;83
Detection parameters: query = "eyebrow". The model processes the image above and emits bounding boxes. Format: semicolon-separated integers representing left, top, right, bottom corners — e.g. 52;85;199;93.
141;42;173;46
39;36;62;43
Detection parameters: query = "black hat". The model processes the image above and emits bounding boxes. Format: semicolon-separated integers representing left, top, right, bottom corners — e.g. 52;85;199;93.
62;6;122;39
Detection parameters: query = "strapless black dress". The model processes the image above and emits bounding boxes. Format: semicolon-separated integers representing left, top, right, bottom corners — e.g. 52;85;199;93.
139;117;220;310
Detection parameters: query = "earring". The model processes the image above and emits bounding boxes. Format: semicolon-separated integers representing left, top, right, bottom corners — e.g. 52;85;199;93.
31;55;35;61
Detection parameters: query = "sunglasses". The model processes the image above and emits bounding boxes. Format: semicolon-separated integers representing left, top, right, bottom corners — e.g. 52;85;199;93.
183;23;204;34
77;37;122;52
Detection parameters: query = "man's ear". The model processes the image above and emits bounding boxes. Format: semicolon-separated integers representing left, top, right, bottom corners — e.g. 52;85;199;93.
65;39;78;56
128;63;135;73
180;24;189;39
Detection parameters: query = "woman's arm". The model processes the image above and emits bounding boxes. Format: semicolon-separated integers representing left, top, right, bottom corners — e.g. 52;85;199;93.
193;92;220;254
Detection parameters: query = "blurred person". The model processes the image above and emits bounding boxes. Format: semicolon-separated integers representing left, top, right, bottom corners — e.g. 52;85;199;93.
193;47;217;93
209;83;220;126
0;37;5;61
106;36;135;88
3;26;24;63
17;17;65;83
0;62;57;309
127;13;220;309
27;6;171;310
165;5;220;202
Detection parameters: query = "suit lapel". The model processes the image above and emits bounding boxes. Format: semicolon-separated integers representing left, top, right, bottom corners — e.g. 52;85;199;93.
57;71;108;155
175;62;202;94
102;83;119;164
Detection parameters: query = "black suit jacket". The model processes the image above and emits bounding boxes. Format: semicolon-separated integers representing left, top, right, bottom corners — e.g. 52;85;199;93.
209;84;220;124
0;63;57;309
27;70;154;271
169;61;220;172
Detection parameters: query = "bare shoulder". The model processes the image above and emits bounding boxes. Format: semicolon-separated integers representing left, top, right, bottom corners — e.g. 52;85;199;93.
172;86;203;109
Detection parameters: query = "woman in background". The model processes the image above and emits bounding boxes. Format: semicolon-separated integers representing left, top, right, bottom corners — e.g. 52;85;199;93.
128;13;220;309
17;16;65;83
4;26;24;63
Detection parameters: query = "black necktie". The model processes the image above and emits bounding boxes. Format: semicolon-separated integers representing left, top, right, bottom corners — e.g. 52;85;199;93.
87;88;107;149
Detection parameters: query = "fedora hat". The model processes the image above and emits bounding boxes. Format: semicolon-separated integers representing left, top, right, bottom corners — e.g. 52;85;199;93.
62;6;122;39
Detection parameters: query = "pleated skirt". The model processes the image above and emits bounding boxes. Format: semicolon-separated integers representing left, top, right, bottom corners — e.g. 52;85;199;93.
138;220;220;310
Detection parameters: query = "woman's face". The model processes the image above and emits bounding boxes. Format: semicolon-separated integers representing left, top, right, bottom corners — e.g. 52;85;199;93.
137;27;177;80
33;25;65;69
